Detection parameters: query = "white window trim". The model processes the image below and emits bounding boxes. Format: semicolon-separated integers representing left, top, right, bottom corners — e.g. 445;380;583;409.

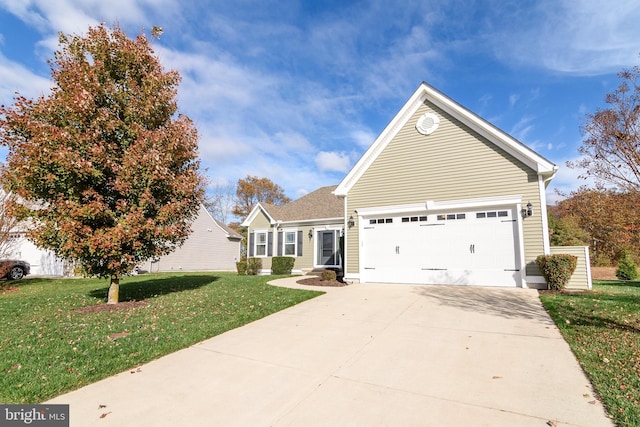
254;229;268;258
313;226;342;268
282;228;298;257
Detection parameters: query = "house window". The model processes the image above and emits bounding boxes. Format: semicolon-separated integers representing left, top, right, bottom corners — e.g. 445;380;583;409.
437;213;466;221
255;231;267;256
369;218;393;224
401;216;428;222
284;231;296;256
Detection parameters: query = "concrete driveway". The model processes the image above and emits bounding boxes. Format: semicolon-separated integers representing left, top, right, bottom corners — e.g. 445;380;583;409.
48;278;613;426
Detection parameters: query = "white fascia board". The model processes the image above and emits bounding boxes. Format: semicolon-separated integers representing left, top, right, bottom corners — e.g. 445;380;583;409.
425;195;523;211
240;203;276;227
356;195;523;218
335;86;427;196
335;82;557;196
421;83;557;175
274;217;344;226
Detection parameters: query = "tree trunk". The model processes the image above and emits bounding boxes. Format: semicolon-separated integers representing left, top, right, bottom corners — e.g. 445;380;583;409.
107;275;120;304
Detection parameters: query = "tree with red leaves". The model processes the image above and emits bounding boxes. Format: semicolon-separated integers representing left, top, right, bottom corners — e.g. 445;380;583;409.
0;24;204;303
570;64;640;191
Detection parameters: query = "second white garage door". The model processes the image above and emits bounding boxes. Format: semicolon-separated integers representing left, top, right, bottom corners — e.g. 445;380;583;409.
361;208;520;286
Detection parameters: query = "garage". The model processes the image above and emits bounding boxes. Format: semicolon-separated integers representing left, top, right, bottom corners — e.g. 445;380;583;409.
360;207;520;287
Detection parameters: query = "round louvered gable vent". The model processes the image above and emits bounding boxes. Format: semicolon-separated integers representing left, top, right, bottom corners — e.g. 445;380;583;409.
416;112;440;135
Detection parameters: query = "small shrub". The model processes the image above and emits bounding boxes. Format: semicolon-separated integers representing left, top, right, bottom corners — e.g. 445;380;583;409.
246;258;262;276
271;256;295;275
236;260;247;276
320;269;337;281
616;251;638;281
536;254;578;290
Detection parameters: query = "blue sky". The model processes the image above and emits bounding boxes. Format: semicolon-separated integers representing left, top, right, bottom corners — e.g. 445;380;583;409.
1;1;639;208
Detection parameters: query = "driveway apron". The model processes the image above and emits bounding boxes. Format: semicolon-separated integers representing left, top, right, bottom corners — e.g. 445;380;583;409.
48;278;613;426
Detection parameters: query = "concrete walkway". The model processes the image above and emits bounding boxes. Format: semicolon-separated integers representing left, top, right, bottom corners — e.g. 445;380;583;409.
48;278;613;426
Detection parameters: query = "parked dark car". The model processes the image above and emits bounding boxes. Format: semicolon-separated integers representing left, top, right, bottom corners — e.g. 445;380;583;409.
0;260;31;280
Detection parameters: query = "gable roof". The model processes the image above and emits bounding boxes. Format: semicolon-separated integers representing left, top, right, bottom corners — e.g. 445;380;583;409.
241;185;343;226
334;82;558;196
213;218;243;240
198;205;243;239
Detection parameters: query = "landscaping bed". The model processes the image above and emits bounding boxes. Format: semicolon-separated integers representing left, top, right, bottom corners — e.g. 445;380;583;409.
296;276;349;287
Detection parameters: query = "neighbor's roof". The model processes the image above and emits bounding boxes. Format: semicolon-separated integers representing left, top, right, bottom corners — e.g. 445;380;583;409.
213;217;243;239
242;185;343;226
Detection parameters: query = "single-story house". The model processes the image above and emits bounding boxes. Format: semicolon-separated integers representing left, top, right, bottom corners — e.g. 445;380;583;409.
142;204;243;273
242;185;343;275
242;82;593;289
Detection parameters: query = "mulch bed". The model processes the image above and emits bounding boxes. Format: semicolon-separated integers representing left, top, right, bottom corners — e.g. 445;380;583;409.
73;301;150;314
296;277;349;287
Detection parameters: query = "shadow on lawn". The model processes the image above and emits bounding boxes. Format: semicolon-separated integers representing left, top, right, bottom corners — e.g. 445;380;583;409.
89;275;220;302
555;291;640;334
595;279;640;288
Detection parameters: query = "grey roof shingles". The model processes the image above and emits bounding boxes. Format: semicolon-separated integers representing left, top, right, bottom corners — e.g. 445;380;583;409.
262;185;342;222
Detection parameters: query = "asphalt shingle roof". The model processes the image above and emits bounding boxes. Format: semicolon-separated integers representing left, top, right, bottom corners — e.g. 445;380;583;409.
262;185;342;222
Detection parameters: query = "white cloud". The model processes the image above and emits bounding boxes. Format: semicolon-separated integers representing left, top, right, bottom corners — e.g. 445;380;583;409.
489;0;640;75
509;115;535;142
509;94;520;108
315;151;352;173
350;129;376;149
0;52;51;103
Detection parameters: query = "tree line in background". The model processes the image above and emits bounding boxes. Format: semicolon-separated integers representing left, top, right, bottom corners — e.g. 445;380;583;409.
551;61;640;267
549;188;639;266
205;175;290;231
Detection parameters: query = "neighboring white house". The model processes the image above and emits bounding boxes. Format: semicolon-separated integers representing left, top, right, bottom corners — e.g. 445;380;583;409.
141;204;243;273
2;189;242;275
7;231;66;276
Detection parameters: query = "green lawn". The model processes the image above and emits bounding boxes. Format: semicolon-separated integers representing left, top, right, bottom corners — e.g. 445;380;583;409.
539;280;640;427
0;273;322;404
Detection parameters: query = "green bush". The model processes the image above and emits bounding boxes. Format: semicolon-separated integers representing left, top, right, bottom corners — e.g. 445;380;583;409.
320;269;337;281
271;256;295;275
236;260;247;275
246;258;262;276
616;251;638;281
536;254;578;290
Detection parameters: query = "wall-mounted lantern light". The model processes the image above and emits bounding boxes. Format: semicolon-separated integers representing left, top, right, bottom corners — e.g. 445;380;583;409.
347;216;355;228
522;202;533;218
308;228;314;239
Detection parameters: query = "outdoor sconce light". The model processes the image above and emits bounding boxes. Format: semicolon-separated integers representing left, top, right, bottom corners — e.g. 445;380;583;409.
347;216;355;228
308;228;314;239
522;202;533;218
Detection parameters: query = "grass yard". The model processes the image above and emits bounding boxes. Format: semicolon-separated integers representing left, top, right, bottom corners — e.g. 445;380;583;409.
0;273;322;404
539;279;640;427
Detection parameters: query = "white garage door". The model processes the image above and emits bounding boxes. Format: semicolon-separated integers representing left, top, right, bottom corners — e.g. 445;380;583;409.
361;208;520;286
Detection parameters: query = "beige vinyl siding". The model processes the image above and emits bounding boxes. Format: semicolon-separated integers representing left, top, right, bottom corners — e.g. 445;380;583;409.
149;205;241;272
296;226;315;271
346;100;545;276
248;211;273;270
550;246;592;290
